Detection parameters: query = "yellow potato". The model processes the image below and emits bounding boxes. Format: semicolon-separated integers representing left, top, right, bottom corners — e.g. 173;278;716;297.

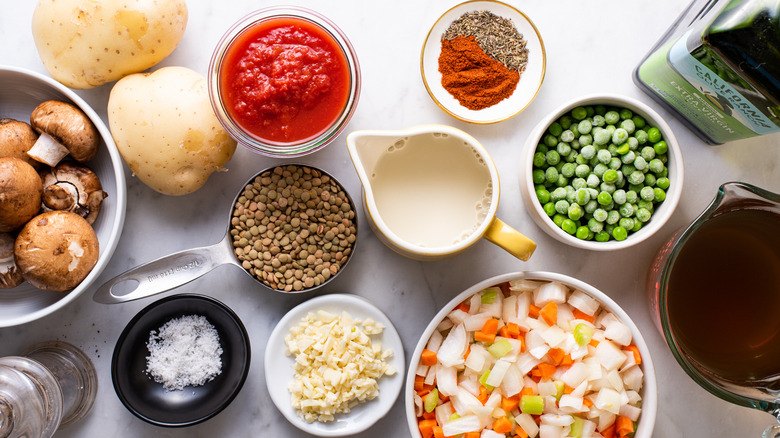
32;0;188;89
108;66;237;196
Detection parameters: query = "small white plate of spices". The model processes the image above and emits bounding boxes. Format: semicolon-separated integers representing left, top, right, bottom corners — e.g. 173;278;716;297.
264;293;405;437
421;0;546;124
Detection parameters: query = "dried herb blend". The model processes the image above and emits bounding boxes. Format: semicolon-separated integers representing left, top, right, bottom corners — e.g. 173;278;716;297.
439;10;529;110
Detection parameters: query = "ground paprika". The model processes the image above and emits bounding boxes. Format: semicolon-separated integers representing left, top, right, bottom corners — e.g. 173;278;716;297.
438;35;519;111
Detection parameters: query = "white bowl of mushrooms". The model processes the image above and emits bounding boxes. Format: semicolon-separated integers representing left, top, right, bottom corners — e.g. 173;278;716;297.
0;65;127;327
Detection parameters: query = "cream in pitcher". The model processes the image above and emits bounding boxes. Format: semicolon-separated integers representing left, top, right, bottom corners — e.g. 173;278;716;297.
347;125;535;261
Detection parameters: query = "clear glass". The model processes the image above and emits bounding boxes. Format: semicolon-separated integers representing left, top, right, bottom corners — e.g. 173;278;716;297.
0;341;97;438
208;6;361;158
648;181;780;437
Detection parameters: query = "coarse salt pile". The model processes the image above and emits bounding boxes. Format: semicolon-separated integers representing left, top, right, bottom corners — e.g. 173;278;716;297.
146;314;223;391
284;309;396;423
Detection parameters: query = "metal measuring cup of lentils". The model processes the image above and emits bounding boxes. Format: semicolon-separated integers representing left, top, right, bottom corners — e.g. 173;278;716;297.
229;164;358;292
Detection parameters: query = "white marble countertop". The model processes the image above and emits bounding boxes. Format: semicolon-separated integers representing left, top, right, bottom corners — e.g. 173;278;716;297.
2;1;779;437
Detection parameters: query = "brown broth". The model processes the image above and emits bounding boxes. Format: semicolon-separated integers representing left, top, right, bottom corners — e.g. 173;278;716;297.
667;208;780;383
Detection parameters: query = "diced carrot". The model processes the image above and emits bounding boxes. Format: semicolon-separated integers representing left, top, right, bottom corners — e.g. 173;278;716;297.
546;347;565;365
589;338;600;348
540;301;558;326
439;393;450;403
422;410;436;419
515;427;530;438
482;318;499;335
520;386;535;397
561;353;573;366
502;394;520;412
601;424;616;438
421;349;438;366
624;344;642;365
616;415;635;437
529;304;540;318
506;322;522;338
474;330;496;343
464;432;481;438
456;301;470;312
518;335;526;352
464;345;471;360
536;362;557;380
493;416;513;434
563;385;574;394
583;397;593;408
499;325;511;338
477;385;489;404
414;375;425;391
572;308;596;323
417;388;430;398
418;419;437;438
432;425;445;438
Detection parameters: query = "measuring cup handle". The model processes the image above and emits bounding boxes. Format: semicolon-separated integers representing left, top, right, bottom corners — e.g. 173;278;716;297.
92;238;234;304
483;218;537;261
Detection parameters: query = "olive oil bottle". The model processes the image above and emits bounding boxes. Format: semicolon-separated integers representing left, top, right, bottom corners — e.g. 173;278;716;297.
634;0;780;144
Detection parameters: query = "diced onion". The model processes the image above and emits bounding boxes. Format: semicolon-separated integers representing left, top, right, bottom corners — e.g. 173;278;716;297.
534;281;568;306
438;323;468;367
442;415;481;436
568;289;600;316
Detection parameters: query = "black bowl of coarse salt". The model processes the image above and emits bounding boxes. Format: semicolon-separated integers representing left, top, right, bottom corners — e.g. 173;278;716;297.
420;0;546;124
112;294;251;427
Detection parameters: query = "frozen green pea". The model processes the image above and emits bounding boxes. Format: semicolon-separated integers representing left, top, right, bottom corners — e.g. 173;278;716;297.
575;188;591;205
632;115;646;129
633;156;648;171
548;122;563;137
557;142;572;156
584;199;598;214
606;124;616;134
565;152;578;163
593;128;611;145
555;200;570;214
638;199;654;213
560;115;572;129
602;169;618;183
571;106;588;120
640;186;655;201
571;139;581;150
580;145;596;160
545;167;559;184
555;174;568;187
546;150;560;165
593;208;608;222
647;127;662;143
553;214;566;227
532;169;546;184
536;188;551;204
619;217;635;230
595;231;610;242
544;134;558;147
620;109;633;120
621;150;636;164
622;164;636;176
607;144;619;156
568;203;583;221
578;119;592;134
593;163;608;178
566;190;577;204
654;187;666;202
604;111;619;125
575;164;590;178
613;189;627;205
570;125;580;137
572;178;587;191
579;134;593;146
597;149;612;164
620;119;636;134
592;115;606;127
597;191;613;206
627;137;639;151
561;162;576;178
600;182;616;195
612;226;628;241
551;187;567;201
595;105;607;115
640;146;656;161
606;209;620;224
588;217;604;233
561;130;575;142
543;202;556;216
645;173;657;187
616;143;630;155
609;157;622;170
537;143;549;153
575;153;589;165
653;140;668;155
648;158;665;174
628;170;645;185
533;151;546;167
576;226;590;240
561;218;577;235
636;207;652;223
586;174;600;188
634;130;649;145
619;202;634;217
612;128;629;145
656;177;670;190
632;220;643;232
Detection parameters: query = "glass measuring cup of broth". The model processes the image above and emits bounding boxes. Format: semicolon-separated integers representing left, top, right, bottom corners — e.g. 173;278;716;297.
648;182;780;437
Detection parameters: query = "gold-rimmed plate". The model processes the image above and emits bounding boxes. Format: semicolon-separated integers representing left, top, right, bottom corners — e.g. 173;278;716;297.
421;0;546;124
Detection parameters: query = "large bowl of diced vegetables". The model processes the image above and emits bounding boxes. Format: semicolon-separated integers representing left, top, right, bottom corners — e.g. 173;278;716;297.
406;271;657;438
519;94;683;251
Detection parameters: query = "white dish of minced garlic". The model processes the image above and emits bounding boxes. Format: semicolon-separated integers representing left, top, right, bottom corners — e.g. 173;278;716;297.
265;293;405;437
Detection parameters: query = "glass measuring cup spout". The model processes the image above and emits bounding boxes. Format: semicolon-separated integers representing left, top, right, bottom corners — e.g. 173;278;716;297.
648;181;780;437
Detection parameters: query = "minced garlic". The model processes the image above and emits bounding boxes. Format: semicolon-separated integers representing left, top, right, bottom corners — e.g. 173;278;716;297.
284;309;396;423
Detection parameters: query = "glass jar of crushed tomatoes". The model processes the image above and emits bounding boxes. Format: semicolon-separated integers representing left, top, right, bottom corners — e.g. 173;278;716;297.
209;7;361;157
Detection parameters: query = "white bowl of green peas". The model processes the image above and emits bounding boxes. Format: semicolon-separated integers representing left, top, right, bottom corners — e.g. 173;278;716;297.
519;94;683;250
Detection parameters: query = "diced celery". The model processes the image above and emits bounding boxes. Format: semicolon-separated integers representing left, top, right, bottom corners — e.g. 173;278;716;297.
488;338;513;358
573;323;595;346
423;388;438;413
520;395;544;415
449;413;460;421
570;415;584;438
481;287;499;304
554;380;565;401
479;370;494;390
